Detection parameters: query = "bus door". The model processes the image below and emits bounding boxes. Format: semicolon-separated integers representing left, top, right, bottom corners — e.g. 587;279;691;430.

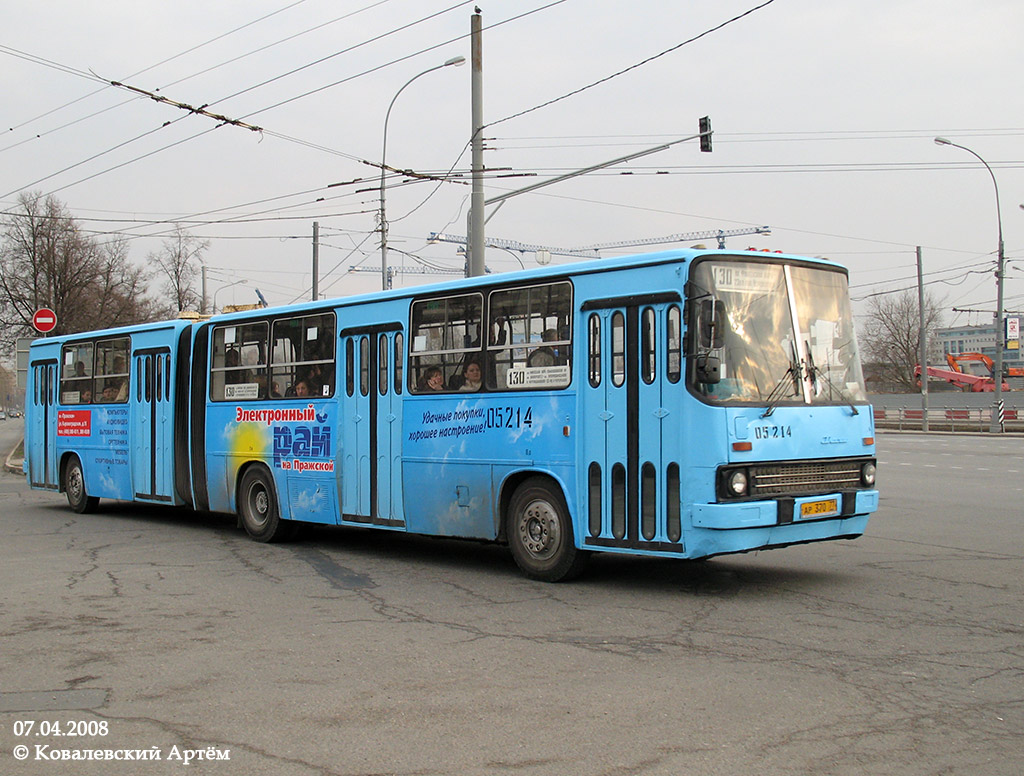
375;328;405;525
340;324;404;525
28;359;59;490
132;349;175;502
581;293;685;553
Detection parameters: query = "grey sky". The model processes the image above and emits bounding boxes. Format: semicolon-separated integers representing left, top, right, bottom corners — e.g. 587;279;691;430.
3;0;1022;325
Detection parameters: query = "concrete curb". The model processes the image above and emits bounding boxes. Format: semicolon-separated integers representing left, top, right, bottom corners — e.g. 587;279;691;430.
4;437;24;475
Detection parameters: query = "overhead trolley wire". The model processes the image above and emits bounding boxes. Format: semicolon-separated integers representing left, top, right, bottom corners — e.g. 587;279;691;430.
0;0;314;141
236;0;567;121
3;0;488;201
485;0;778;130
0;0;398;158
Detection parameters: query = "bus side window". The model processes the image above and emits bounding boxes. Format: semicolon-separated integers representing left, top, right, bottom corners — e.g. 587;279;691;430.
378;333;388;396
409;293;483;393
611;312;625;388
95;337;130;403
642;307;656;384
667;305;682;384
346;339;355;397
588;314;601;388
272;313;335;399
60;342;94;404
359;336;369;397
486;281;572;391
211;323;268;401
394;332;404;395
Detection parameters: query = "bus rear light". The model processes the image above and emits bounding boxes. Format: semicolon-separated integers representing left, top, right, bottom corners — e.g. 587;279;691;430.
863;437;874;446
732;441;752;452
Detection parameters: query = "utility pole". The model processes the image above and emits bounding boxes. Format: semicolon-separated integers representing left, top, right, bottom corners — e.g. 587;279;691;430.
312;221;320;301
917;246;928;431
201;265;208;315
468;9;485;277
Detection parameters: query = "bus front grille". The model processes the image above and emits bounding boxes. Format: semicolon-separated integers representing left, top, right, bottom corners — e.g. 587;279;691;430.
748;460;863;496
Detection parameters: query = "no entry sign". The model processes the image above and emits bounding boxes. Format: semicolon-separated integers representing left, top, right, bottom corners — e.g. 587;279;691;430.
32;308;57;333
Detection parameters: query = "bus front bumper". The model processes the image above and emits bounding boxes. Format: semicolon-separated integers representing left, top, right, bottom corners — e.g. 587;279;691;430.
691;490;879;530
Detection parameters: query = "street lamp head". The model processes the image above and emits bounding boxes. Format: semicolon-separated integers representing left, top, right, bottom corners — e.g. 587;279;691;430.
934;137;952;146
444;56;466;67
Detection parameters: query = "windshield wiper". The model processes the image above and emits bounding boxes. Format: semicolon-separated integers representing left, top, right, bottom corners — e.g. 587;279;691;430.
805;345;859;415
761;356;802;418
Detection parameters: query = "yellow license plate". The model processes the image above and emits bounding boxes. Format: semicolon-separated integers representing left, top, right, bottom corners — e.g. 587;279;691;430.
800;498;838;518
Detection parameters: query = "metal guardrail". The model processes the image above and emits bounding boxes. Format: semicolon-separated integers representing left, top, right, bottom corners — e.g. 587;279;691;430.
872;407;1024;432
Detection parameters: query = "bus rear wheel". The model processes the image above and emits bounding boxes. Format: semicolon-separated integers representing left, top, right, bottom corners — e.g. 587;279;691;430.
64;456;99;514
238;467;290;543
507;478;588;582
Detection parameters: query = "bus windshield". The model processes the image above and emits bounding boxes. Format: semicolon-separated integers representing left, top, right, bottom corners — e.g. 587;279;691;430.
689;258;867;406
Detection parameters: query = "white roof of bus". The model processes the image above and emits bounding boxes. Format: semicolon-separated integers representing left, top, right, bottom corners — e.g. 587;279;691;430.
211;247;842;321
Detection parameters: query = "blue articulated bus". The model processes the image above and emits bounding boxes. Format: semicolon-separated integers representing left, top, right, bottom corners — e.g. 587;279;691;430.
25;249;879;581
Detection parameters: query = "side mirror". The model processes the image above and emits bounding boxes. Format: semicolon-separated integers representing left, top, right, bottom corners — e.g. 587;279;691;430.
695;355;721;385
700;300;725;349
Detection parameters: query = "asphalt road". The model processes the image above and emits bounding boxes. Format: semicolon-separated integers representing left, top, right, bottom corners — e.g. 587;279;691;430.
0;426;1021;776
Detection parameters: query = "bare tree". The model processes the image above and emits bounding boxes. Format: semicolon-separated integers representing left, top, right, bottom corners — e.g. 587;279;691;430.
860;289;945;392
79;235;163;330
0;192;161;347
148;224;208;315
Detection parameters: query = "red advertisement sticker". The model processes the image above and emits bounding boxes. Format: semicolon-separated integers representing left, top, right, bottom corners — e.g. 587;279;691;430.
57;410;92;437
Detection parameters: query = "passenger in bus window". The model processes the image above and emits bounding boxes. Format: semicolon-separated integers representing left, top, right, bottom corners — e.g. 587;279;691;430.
303;362;325;395
458;359;483;392
417;366;444;392
490;316;508;346
80;388;92;404
113;356;129;401
527;329;559;367
294;379;312;398
101;382;119;402
224;350;253;385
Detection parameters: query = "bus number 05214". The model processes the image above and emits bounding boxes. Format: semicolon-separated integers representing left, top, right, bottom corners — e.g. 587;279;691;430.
486;406;533;430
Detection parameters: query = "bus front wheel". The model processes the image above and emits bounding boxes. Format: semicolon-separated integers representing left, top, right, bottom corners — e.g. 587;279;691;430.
507;478;588;582
64;456;99;514
238;467;290;543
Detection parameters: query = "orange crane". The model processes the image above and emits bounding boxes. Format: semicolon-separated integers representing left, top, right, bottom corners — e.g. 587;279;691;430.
915;352;1010;392
947;352;1024;381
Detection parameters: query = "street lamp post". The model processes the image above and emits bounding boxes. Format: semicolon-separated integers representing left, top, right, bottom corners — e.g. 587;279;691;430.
212;279;248;314
935;136;1006;432
379;55;465;291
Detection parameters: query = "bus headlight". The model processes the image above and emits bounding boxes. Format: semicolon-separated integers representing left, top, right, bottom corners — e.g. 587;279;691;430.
861;462;876;487
726;469;749;497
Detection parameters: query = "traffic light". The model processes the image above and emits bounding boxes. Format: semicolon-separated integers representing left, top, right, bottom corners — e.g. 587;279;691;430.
699;116;712;152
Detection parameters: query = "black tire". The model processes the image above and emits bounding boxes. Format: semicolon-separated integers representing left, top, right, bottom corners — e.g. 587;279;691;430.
64;456;99;514
507;477;588;582
238;466;291;543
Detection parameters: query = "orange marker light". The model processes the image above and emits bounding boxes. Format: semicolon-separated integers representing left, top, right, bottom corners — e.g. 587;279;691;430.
732;441;753;452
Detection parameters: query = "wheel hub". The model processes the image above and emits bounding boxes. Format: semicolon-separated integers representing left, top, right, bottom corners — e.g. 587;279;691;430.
520;500;559;558
68;469;83;501
248;485;269;527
